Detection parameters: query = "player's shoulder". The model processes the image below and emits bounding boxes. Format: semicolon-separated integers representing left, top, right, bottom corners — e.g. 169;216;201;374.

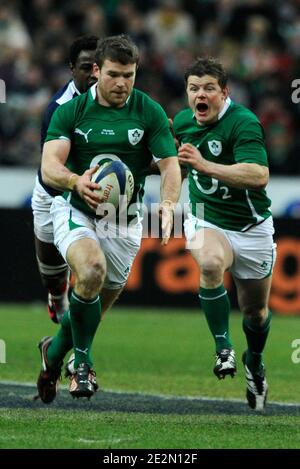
44;83;68;115
42;82;74;129
132;87;153;102
173;108;194;132
131;88;165;112
228;101;260;124
173;107;193;123
226;101;264;140
53;86;90;118
49;80;78;107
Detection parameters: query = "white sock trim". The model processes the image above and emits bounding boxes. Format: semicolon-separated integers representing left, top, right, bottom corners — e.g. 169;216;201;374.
71;291;99;304
199;291;227;300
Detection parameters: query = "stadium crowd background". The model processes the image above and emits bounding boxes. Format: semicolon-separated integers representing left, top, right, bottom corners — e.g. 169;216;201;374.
1;0;300;175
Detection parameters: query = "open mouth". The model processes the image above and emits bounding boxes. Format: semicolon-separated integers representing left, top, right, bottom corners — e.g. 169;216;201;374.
196;102;208;113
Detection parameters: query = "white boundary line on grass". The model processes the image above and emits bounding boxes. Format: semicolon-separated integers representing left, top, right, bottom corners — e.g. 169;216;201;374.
1;380;300;408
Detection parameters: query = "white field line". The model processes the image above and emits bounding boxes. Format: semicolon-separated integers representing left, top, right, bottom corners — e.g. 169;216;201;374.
1;380;300;408
77;437;136;445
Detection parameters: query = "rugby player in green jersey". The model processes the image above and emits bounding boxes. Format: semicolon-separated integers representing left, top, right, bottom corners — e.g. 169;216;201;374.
173;57;276;411
36;35;181;402
31;35;99;325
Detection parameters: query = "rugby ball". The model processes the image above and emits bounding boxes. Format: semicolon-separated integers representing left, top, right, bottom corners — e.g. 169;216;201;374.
91;160;134;211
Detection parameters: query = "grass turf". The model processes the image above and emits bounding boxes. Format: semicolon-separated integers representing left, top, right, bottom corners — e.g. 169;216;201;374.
0;304;299;401
1;304;300;448
1;409;300;449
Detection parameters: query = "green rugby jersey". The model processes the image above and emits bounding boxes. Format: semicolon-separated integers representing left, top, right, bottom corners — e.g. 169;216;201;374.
173;98;272;231
45;84;177;216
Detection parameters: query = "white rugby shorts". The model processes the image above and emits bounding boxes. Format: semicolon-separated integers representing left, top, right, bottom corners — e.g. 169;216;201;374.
31;176;55;243
50;196;143;289
184;213;277;279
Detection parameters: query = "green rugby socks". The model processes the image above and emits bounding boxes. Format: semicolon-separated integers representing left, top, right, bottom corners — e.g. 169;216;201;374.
199;284;232;351
243;310;272;373
69;291;101;369
47;311;73;367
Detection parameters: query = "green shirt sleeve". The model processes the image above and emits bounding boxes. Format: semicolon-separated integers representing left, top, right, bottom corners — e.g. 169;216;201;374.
232;118;269;166
45;100;75;142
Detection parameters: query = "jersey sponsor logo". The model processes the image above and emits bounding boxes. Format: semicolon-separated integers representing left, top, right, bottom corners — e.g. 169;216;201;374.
128;129;144;145
208;140;222;156
75;127;92;143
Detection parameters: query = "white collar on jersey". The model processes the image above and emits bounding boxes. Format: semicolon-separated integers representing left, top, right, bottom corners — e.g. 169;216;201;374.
70;80;81;96
90;82;131;106
218;96;231;120
91;83;97;100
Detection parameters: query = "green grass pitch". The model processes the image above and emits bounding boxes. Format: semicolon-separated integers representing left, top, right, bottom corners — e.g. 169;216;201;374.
1;304;300;449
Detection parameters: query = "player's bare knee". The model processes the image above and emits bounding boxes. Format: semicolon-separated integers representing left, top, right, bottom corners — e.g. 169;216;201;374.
76;262;106;296
200;254;225;280
243;306;268;326
87;262;106;287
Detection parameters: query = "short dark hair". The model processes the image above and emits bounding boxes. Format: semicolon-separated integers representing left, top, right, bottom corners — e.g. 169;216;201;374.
184;58;228;89
69;35;99;66
95;34;139;68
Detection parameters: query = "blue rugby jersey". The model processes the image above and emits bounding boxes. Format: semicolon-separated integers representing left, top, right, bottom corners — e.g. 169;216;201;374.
38;80;80;196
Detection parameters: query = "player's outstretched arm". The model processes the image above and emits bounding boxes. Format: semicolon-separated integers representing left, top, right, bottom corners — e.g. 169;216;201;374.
178;143;268;191
157;156;182;246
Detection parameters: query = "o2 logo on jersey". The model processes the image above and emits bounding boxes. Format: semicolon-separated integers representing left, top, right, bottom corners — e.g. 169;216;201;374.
192;170;231;200
208;140;222;156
